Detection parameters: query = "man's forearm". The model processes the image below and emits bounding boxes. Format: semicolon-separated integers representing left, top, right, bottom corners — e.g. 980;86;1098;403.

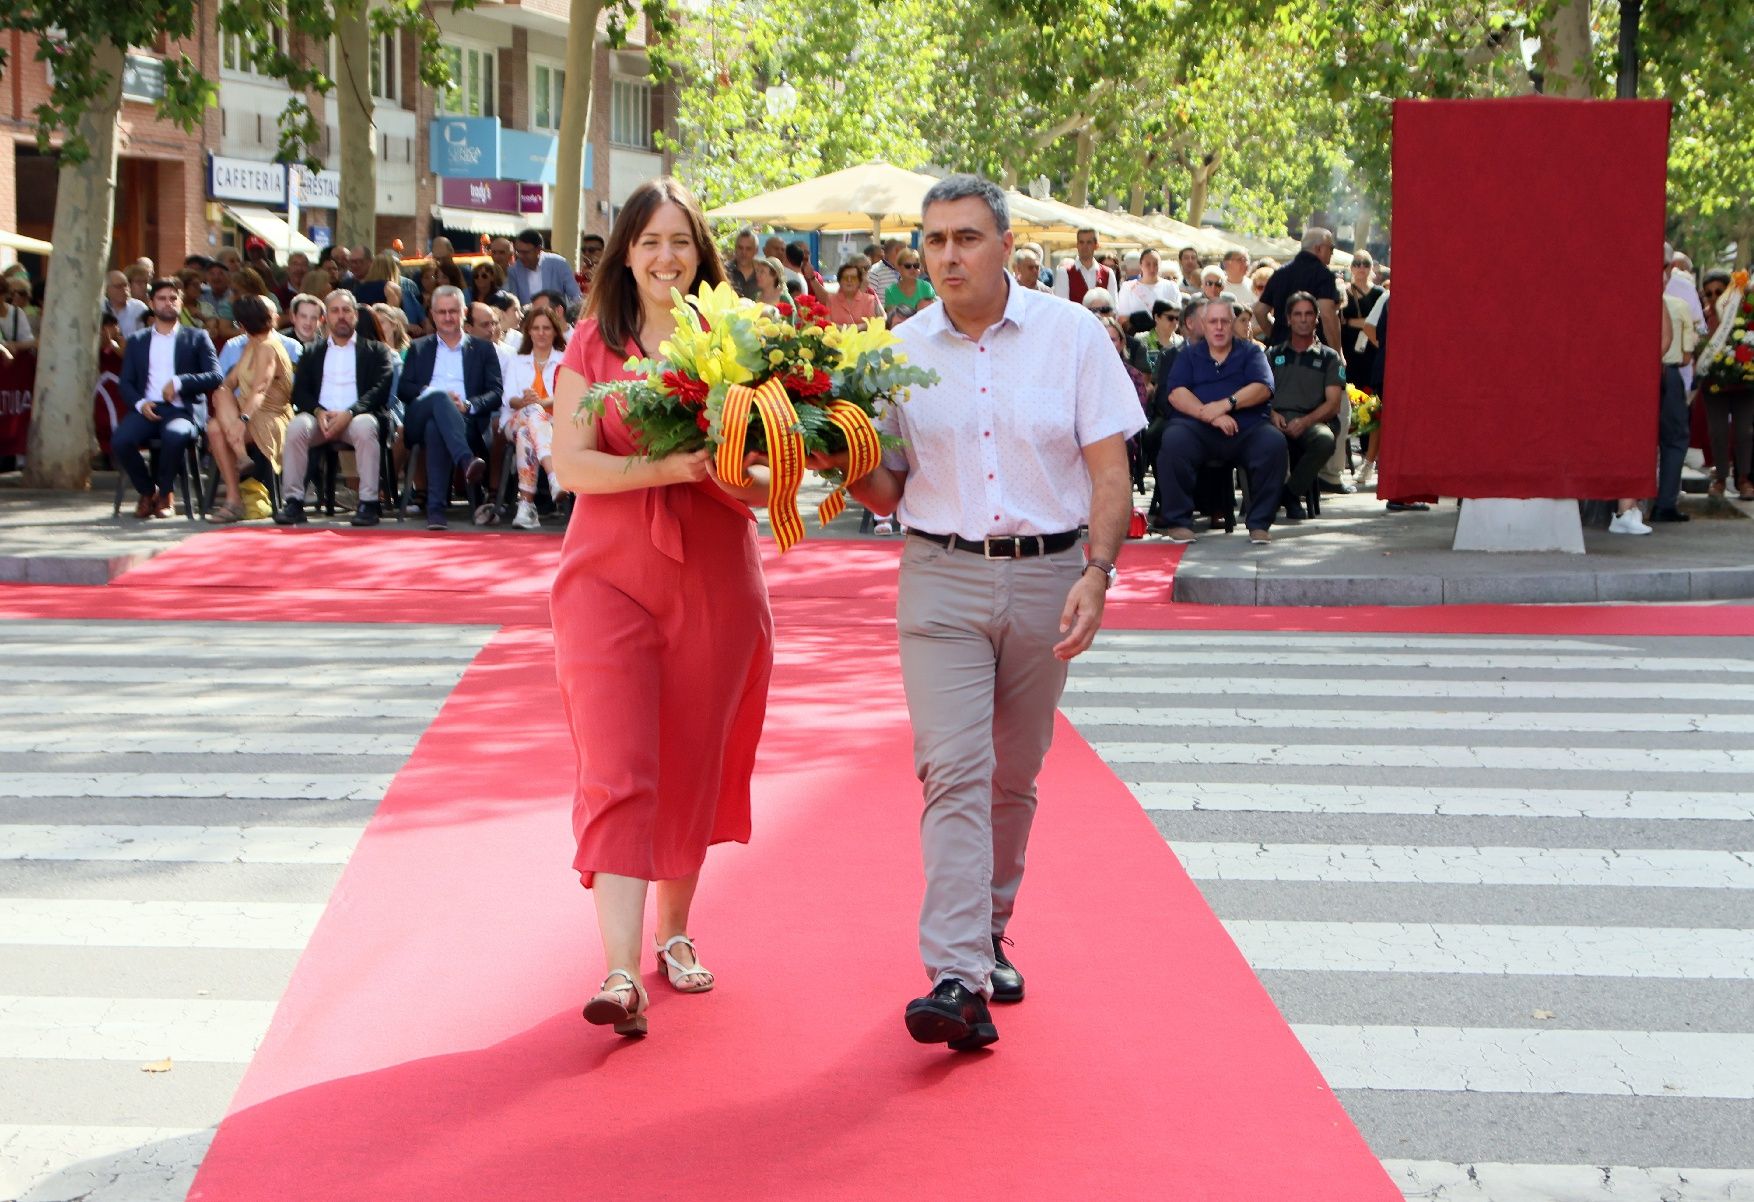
848;464;905;518
1233;382;1273;409
1086;452;1132;564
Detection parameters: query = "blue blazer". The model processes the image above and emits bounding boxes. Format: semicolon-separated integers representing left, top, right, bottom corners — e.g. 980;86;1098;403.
397;334;503;420
119;325;223;417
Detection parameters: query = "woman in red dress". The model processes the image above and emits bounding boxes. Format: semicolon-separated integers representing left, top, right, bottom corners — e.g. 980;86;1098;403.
551;177;774;1037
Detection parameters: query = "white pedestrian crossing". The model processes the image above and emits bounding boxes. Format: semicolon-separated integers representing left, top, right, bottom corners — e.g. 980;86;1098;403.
1066;628;1754;1184
0;772;393;800
0;730;412;755
1126;782;1754;821
0;899;324;948
0;1125;210;1202
1224;921;1754;978
0;996;276;1063
0;824;360;864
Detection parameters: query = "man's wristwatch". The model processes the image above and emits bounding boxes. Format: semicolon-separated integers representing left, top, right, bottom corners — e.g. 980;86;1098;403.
1084;557;1118;588
1226;394;1238;412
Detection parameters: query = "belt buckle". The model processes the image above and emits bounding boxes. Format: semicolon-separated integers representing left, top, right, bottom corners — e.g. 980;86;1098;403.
983;536;1013;560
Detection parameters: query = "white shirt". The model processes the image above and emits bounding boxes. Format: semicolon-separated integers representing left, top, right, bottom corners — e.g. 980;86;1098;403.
317;337;359;413
1224;276;1258;310
867;259;900;297
106;296;147;339
499;351;560;429
139;326;180;413
1050;259;1109;300
880;279;1146;541
1665;270;1706;333
431;335;467;398
1115;278;1180;320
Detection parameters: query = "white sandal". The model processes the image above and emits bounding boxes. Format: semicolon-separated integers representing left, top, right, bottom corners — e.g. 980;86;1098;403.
654;934;715;993
582;968;649;1036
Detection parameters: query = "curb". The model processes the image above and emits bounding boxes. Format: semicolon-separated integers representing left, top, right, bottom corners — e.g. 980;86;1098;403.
1172;563;1754;606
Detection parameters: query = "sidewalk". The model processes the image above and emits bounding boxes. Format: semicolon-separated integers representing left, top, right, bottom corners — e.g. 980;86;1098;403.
5;469;1753;603
1169;487;1754;605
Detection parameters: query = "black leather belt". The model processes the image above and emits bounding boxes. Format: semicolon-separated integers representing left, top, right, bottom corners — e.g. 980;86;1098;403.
907;530;1080;559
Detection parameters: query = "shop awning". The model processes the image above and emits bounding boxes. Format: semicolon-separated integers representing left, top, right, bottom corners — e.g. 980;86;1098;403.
0;230;53;255
432;207;525;240
221;205;319;259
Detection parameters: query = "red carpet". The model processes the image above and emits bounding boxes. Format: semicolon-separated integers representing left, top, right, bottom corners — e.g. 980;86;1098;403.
185;605;1396;1201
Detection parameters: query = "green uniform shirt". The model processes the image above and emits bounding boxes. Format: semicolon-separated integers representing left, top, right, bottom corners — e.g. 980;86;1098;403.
1268;339;1343;417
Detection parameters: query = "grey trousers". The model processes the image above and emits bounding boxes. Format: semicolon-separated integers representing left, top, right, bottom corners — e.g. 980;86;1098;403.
896;535;1080;998
282;410;380;502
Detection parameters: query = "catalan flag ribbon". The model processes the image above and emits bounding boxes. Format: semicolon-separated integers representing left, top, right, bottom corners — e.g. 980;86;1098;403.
816;401;884;527
718;376;808;553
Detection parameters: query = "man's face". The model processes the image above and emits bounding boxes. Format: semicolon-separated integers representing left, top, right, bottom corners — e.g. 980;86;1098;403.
105;273;129;305
287;254;309;281
1224;254;1247;281
291;301;322;343
207;264;230;294
432;237;454;261
128;275;150;301
467;304;499;340
515;240;542;271
348;247;370;278
1076;230;1097;260
1014;258;1040;289
529;293;553;314
432;294;463;338
582;238;604;269
150;286;181;323
763;236;785;260
920;196;1014;317
490;239;514;271
326;296;357;342
1180;250;1202;279
734;234;757;264
1312;240;1334;265
1202;302;1234;351
1287;299;1318;341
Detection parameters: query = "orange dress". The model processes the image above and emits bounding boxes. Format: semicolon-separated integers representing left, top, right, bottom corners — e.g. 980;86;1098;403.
551;319;774;887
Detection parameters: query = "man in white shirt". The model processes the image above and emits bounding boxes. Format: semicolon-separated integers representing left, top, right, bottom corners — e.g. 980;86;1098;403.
866;238;904;298
103;271;148;339
1220;248;1257;310
1010;247;1052;293
112;278;222;518
1050;227;1115;305
843;175;1142;1052
277;290;394;526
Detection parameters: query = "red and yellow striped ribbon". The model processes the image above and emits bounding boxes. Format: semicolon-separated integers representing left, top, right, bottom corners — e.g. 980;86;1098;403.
816;400;884;526
717;376;808;553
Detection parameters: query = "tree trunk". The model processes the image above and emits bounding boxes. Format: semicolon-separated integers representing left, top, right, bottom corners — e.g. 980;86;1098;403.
335;0;377;248
1352;209;1373;253
1067;128;1094;209
1185;149;1220;227
553;0;606;269
25;40;125;490
1540;0;1596;98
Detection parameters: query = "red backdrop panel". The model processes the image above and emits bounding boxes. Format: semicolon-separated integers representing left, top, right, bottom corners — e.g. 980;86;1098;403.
1378;99;1670;500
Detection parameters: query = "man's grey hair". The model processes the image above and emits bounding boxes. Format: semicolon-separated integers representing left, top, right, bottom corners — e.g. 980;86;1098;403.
322;288;358;311
734;225;759;245
432;285;466;309
921;174;1010;234
1011;247;1041;268
1301;226;1335;251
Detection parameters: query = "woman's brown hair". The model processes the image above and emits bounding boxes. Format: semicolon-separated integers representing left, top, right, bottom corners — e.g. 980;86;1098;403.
586;176;727;356
471;259;505;292
515;305;568;356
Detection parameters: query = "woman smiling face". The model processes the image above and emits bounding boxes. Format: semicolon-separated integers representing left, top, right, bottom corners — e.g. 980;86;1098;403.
628;201;700;314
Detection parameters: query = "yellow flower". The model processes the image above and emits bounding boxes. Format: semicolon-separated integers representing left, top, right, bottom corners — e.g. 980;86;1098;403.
768;349;786;366
836;316;900;364
688;280;753;329
798;348;814;363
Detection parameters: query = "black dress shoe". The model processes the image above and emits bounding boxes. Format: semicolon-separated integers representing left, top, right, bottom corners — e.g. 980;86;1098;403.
272;497;308;526
456;457;487;489
1649;508;1691;523
905;978;998;1051
991;936;1024;1004
349;500;381;527
1282;497;1307;522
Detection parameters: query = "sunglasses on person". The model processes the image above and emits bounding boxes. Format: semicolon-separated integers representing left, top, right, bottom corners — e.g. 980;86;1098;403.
1091;304;1114;314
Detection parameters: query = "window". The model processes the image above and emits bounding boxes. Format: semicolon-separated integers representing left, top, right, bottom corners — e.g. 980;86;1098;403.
532;61;566;132
610;77;651;150
370;31;400;104
436;41;495;118
221;27;284;77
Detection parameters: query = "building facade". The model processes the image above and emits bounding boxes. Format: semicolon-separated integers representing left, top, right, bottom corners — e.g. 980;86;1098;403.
1;3;671;277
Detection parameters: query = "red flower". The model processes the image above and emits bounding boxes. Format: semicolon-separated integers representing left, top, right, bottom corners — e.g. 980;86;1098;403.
1736;344;1753;364
783;369;833;397
695;410;712;432
661;371;710;406
775;302;794;317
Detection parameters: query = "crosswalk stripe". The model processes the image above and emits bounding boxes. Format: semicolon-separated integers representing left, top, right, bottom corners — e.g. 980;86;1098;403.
1224;921;1754;978
0;773;392;800
0;1124;209;1202
1095;634;1635;653
1174;843;1754;889
0;996;274;1063
1092;741;1754;774
0;731;416;755
6;663;469;685
1293;1025;1754;1098
0;899;322;948
1;642;481;662
1064;706;1754;735
0;695;448;718
0;620;477;641
1382;1159;1754;1201
1125;782;1754;822
0;825;361;864
1061;676;1742;701
1076;649;1731;672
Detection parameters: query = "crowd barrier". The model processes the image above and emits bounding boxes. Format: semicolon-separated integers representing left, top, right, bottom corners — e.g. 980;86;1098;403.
0;349;126;459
